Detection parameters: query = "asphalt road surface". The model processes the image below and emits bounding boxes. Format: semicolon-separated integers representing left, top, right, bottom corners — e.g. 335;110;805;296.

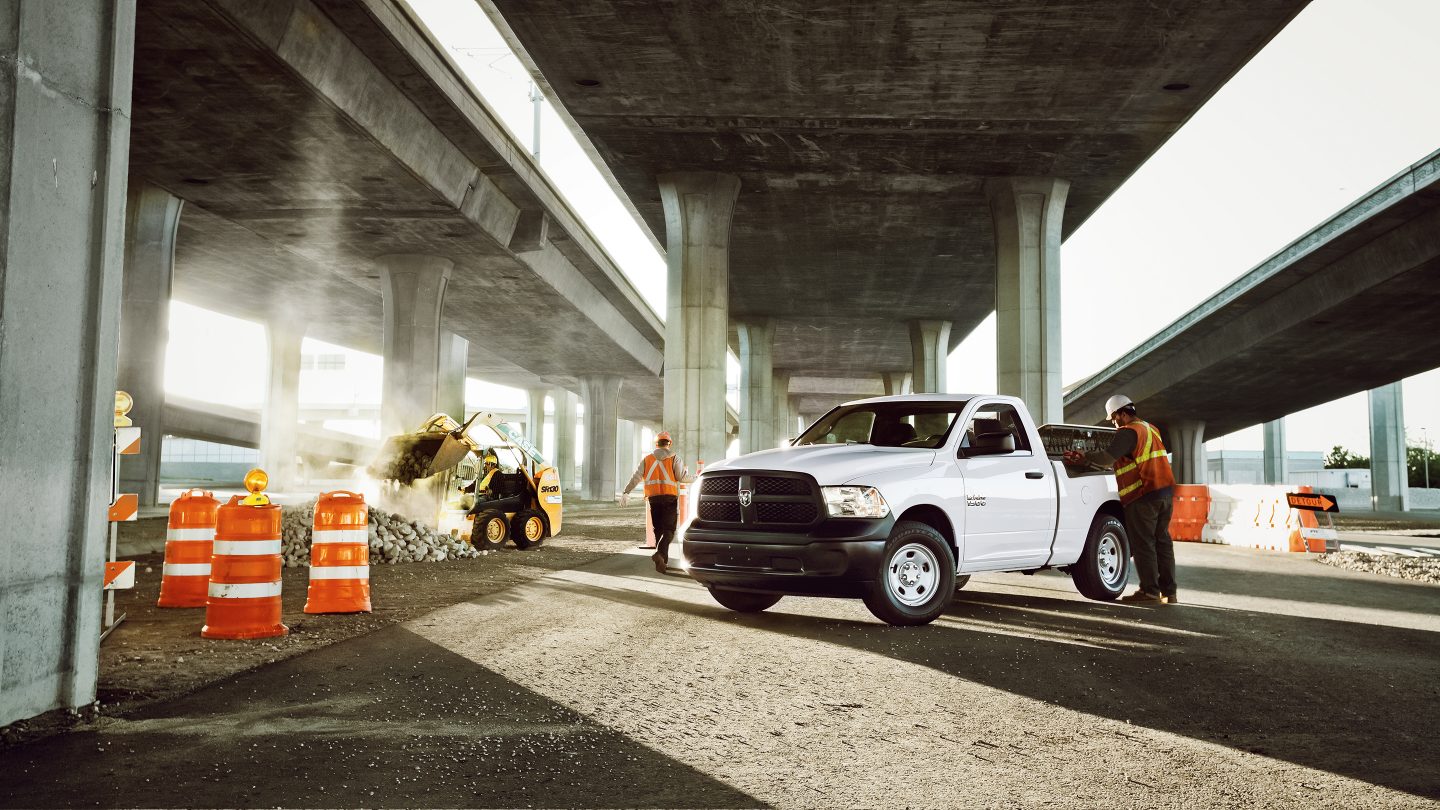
4;542;1437;808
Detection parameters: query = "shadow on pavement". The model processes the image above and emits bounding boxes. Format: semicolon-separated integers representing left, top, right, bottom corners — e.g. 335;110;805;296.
553;560;1440;799
0;625;765;810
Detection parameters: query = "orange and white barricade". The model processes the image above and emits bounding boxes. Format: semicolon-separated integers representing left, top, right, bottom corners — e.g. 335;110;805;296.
1201;484;1335;552
1168;484;1211;543
305;491;371;614
202;470;287;639
157;489;220;608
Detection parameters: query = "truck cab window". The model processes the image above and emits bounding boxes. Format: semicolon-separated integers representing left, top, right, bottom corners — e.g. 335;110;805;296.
960;404;1031;456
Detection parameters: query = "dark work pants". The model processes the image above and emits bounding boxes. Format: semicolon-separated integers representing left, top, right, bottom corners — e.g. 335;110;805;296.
649;494;678;558
1124;494;1176;597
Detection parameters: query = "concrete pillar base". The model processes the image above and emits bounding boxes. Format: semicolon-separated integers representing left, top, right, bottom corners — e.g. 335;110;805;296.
261;323;304;491
552;388;578;491
581;375;622;501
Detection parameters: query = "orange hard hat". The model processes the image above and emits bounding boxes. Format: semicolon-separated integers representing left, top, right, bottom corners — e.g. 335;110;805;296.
656;431;672;444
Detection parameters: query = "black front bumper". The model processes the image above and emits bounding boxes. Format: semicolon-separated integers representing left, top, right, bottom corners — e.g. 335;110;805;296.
682;516;894;597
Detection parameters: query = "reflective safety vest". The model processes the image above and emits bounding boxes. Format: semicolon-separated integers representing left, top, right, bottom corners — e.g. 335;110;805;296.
1114;420;1176;505
642;453;680;498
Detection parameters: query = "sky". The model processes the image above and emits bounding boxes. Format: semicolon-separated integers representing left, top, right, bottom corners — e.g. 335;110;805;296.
168;0;1439;459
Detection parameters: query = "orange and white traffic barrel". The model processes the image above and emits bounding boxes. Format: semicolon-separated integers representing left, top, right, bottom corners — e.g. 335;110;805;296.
156;488;219;608
304;490;371;614
202;469;287;640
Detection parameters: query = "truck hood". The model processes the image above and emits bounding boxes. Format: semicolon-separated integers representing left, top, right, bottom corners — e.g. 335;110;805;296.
704;444;936;486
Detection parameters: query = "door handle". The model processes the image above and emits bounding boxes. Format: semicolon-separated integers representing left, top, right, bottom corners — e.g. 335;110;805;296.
1025;471;1045;479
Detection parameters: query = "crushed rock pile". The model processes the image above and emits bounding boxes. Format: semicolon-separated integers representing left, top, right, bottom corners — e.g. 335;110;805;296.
280;500;480;568
1315;550;1440;584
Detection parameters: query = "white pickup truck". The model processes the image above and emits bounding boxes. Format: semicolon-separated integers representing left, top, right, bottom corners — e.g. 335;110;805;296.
681;394;1129;625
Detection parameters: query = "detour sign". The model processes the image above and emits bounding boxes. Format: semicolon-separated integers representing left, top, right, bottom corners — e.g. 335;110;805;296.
1287;492;1339;513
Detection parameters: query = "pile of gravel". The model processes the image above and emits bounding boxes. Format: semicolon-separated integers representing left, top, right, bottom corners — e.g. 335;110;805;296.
1315;551;1440;584
280;500;480;568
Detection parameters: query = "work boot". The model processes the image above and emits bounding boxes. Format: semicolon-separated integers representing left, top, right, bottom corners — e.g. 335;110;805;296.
1161;593;1179;605
1119;590;1162;604
651;551;666;574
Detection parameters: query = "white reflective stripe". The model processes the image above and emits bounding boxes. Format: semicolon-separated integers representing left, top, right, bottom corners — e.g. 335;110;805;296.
166;528;214;541
162;563;211;576
311;529;368;544
212;539;281;556
208;581;282;599
645;456;676;485
308;566;369;580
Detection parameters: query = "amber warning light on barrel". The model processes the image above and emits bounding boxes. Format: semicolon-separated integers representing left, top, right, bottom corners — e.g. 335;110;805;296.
242;468;270;506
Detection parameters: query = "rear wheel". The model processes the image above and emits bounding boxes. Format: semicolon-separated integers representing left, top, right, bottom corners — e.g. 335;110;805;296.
1073;513;1129;600
862;521;956;626
473;510;508;550
708;587;782;613
510;510;547;550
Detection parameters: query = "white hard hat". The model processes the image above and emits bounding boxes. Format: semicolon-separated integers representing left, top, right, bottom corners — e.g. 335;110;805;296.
1104;394;1134;417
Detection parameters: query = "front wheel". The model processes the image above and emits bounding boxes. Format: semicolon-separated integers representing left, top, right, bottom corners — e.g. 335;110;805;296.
862;521;956;626
1073;513;1130;600
708;587;782;613
472;510;508;550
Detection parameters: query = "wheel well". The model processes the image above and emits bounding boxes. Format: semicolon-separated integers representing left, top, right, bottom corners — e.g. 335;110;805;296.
1096;500;1124;525
897;504;957;560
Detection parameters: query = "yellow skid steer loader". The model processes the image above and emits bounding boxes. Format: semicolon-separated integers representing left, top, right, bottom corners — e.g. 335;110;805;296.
369;412;563;549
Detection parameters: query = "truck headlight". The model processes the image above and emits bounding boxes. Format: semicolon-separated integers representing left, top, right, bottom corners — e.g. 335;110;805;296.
822;486;890;518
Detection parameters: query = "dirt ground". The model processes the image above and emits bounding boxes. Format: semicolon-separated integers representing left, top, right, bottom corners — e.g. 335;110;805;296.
0;503;651;749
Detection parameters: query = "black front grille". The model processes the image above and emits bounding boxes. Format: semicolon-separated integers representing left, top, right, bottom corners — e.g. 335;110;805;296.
701;476;739;495
693;471;821;532
754;476;810;496
698;501;741;522
755;502;818;523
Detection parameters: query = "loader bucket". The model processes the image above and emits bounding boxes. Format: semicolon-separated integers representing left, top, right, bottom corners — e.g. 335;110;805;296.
370;431;471;484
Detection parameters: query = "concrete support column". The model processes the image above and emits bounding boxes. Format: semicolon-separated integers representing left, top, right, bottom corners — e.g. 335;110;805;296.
1262;419;1287;485
882;372;912;397
616;419;637;492
659;172;740;473
909;320;951;394
1369;382;1409;512
261;324;304;491
1167;420;1207;486
581;375;622;501
737;319;775;454
0;0;136;726
772;372;794;446
789;396;804;441
378;254;452;438
117;182;183;506
437;332;468;421
526;389;548;454
986;177;1069;425
552;388;578;491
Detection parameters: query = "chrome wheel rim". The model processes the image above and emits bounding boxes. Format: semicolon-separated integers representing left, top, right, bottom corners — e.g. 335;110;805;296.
1097;530;1124;589
887;542;939;607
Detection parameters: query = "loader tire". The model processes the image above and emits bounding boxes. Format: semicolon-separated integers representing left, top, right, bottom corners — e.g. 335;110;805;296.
473;510;508;550
510;510;547;550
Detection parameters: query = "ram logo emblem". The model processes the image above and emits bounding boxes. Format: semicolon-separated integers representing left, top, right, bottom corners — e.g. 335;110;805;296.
738;489;753;507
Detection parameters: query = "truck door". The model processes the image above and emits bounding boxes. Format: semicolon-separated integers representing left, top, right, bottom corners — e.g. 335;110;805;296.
954;403;1057;569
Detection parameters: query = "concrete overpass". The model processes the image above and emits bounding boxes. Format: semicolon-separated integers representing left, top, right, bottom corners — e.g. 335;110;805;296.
482;0;1310;466
1065;149;1440;507
119;0;670;505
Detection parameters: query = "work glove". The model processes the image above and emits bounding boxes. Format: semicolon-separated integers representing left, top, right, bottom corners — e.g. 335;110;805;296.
619;492;630;507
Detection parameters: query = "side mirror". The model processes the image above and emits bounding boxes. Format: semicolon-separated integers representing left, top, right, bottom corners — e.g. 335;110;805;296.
964;431;1016;456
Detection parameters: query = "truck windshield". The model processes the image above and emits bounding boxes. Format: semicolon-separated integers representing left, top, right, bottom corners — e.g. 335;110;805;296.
795;401;970;448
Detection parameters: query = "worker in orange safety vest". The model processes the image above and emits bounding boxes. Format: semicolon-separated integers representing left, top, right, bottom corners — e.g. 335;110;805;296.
620;431;690;574
1064;394;1178;605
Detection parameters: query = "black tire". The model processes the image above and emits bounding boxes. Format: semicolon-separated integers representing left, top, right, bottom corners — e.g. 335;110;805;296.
1072;513;1130;601
954;575;971;591
473;510;508;550
862;521;956;626
708;587;783;613
510;510;547;550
